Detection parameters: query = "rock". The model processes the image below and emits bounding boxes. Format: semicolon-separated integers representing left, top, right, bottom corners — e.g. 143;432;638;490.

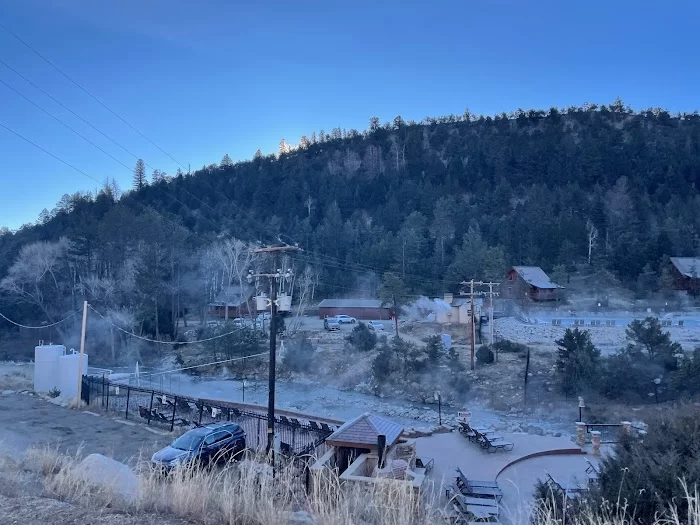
69;454;138;503
1;390;14;396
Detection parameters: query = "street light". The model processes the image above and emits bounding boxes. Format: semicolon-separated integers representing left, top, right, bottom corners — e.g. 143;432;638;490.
434;390;442;426
578;396;585;422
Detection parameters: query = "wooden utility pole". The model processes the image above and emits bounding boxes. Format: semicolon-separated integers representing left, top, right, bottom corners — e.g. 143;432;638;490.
250;244;301;475
461;280;484;371
392;294;399;338
482;281;500;350
76;300;88;402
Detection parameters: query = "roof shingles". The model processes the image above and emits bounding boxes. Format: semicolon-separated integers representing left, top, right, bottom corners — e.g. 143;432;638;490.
512;266;563;290
327;413;403;448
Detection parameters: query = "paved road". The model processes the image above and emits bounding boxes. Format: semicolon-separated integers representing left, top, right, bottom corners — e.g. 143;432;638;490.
0;393;171;464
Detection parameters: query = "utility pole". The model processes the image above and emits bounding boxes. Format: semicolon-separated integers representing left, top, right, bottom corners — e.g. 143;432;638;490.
392;294;399;338
249;244;301;474
461;280;484;371
482;282;500;352
76;300;88;402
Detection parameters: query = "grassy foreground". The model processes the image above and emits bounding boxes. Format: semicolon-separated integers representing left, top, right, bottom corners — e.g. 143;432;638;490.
0;445;698;525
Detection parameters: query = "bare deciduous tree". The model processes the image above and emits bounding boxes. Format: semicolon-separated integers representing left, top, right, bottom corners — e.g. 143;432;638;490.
586;219;599;264
0;238;73;321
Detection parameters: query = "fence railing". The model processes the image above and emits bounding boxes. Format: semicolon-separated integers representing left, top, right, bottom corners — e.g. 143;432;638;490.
81;375;334;457
585;423;623;443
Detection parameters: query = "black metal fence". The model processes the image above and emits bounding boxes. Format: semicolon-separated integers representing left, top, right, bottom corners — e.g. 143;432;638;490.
585;423;623;443
81;375;334;457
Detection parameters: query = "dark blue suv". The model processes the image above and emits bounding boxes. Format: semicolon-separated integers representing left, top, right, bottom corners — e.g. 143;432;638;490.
151;422;246;471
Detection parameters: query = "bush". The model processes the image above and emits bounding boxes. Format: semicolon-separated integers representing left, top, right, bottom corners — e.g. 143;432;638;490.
424;335;443;363
371;343;396;383
593;407;700;523
450;375;470;396
476;345;494;365
597;352;665;403
282;335;315;372
345;322;377;352
491;340;529;355
48;387;61;398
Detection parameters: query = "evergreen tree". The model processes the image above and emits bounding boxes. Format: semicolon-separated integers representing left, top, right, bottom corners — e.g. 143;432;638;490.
555;328;600;396
221;153;233;167
133;159;147;190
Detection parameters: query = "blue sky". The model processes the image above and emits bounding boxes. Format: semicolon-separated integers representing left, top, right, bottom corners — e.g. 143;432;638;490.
1;0;698;230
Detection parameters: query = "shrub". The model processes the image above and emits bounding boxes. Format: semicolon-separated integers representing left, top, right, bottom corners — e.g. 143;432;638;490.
372;343;396;383
283;335;315;372
345;322;377;352
491;340;529;355
48;387;61;398
555;328;600;396
476;345;494;365
450;375;470;396
424;335;443;363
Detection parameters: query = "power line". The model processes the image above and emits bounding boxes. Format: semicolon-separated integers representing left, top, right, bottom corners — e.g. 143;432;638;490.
0;79;232;235
87;304;251;345
0;120;220;250
0;309;81;329
0;57;243;230
0;57;144;164
0;76;135;172
0;21;186;169
141;352;270;377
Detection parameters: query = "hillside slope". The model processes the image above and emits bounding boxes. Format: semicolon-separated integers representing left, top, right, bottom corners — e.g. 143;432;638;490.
1;103;699;344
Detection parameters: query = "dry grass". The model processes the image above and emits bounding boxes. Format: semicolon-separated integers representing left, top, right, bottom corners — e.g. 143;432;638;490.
0;369;33;391
2;445;699;525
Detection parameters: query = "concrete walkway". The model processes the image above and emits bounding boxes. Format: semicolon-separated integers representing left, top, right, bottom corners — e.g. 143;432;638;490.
416;430;582;489
414;429;590;523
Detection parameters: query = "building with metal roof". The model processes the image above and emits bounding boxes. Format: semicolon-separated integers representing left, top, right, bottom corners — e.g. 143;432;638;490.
209;285;256;317
505;266;563;301
318;299;392;320
670;257;700;292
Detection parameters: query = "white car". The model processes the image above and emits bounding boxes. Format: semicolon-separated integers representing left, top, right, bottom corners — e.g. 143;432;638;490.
335;315;357;324
367;321;384;331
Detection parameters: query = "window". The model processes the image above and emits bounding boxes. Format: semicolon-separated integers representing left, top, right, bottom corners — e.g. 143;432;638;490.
204;431;231;446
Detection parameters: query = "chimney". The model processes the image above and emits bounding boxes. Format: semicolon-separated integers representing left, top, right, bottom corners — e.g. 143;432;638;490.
444;293;453;304
377;434;387;469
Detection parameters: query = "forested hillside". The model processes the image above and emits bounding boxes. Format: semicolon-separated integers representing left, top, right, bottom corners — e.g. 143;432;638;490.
2;101;700;345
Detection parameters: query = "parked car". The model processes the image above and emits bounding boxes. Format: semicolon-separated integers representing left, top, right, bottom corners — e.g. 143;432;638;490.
367;320;384;331
231;318;246;327
335;314;357;324
324;317;340;331
151;422;245;472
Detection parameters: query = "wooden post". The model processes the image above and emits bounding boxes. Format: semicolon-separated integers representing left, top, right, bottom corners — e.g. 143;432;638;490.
170;397;177;432
125;387;131;419
148;391;154;425
76;300;88;403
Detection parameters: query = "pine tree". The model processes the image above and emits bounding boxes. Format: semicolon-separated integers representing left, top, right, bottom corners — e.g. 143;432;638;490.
133;159;147;190
221;153;233;167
